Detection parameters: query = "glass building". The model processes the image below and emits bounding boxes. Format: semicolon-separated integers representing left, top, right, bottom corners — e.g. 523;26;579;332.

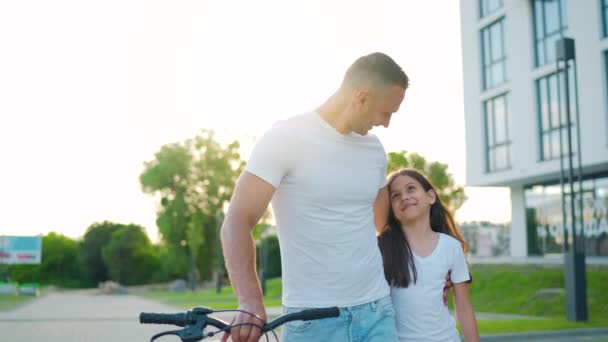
460;0;608;257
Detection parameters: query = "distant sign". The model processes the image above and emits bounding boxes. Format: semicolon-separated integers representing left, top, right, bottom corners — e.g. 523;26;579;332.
0;236;42;265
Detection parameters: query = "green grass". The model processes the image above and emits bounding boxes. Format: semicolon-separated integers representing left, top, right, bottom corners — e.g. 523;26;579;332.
0;295;32;310
141;265;608;334
477;317;608;334
141;278;282;309
464;264;608;317
451;264;608;334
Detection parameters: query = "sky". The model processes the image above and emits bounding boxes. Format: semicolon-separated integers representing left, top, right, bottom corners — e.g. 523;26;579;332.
0;0;511;242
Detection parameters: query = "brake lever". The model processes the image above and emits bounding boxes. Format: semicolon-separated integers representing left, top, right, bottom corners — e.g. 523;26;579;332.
150;312;208;342
150;329;184;342
178;313;208;342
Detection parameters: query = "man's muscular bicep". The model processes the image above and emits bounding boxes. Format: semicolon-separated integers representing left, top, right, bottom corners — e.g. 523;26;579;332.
373;186;390;234
225;171;276;230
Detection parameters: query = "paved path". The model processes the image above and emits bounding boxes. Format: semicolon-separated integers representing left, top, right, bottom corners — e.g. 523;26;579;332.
1;292;606;341
0;292;224;341
480;329;608;341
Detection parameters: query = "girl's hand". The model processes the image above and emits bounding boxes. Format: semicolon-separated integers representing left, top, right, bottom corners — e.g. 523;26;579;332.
443;270;453;305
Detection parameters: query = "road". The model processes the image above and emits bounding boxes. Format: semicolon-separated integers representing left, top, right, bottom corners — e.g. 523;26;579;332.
0;292;223;341
0;291;605;341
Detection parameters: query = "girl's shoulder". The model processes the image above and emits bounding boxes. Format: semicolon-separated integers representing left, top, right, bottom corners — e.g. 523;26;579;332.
438;233;463;250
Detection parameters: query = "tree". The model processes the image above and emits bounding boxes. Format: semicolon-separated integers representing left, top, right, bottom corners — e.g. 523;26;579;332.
387;150;467;212
40;233;87;287
140;129;244;284
102;224;159;285
81;221;121;284
257;234;281;279
12;232;87;287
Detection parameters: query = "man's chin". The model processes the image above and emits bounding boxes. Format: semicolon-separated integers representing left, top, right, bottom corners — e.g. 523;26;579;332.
356;128;370;135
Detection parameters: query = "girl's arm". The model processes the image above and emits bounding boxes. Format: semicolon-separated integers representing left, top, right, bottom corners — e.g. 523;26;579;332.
453;283;479;342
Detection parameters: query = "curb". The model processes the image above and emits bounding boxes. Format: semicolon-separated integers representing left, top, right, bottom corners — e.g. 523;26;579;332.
480;328;608;341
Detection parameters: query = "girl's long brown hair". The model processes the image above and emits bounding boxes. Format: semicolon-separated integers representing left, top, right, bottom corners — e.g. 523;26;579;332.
378;168;468;288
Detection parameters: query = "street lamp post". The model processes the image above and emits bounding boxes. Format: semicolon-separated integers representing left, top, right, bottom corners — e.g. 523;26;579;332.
555;37;588;322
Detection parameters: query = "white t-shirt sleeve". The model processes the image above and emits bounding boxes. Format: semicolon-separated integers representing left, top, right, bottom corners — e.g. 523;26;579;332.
244;122;292;188
450;240;471;284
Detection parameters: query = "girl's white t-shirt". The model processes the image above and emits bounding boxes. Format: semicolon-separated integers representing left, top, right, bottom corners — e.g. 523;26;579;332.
390;233;470;342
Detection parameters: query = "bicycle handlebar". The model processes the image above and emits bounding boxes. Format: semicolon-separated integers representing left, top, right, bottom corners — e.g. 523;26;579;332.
140;306;340;341
140;312;192;326
262;307;340;331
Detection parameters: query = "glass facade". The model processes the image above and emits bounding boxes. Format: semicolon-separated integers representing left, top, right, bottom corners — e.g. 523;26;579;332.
533;0;568;67
480;0;503;18
525;174;608;256
536;68;577;161
484;94;511;171
481;19;507;90
603;0;608;37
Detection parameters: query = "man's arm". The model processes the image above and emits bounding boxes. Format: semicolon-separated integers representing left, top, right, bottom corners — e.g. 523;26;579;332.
220;171;276;342
373;186;389;234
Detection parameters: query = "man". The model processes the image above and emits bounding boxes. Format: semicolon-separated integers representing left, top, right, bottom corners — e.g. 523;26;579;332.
220;52;407;342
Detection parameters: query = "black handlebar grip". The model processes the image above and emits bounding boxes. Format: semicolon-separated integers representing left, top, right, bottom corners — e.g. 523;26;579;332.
139;312;189;327
295;307;340;321
262;306;340;331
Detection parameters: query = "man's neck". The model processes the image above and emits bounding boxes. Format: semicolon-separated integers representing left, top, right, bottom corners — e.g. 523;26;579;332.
316;92;351;135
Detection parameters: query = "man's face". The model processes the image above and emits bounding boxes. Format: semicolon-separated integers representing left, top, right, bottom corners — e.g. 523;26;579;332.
350;85;406;135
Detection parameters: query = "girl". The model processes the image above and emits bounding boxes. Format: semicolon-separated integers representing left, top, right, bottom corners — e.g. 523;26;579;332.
378;168;479;342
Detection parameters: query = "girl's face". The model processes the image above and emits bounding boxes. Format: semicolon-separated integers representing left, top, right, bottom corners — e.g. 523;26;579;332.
389;175;436;224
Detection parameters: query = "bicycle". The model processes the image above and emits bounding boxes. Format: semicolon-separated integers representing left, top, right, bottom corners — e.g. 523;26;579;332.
140;305;340;342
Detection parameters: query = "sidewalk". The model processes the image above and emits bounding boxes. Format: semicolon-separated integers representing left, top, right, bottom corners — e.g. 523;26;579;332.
0;292;187;341
1;294;605;342
480;328;608;341
469;255;608;266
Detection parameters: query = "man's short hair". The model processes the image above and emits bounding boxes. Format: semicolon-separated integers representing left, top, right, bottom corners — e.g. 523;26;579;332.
343;52;409;90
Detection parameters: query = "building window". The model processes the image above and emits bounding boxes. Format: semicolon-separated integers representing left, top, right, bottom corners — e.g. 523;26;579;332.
536;70;577;161
533;0;568;67
525;175;608;256
481;19;507;90
484;94;511;172
480;0;503;17
603;0;608;37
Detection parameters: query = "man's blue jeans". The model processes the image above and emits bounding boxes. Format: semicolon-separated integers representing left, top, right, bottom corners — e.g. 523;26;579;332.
281;295;397;342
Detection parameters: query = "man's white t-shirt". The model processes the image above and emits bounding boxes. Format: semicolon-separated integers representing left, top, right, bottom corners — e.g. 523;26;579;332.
390;233;470;342
245;111;390;307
